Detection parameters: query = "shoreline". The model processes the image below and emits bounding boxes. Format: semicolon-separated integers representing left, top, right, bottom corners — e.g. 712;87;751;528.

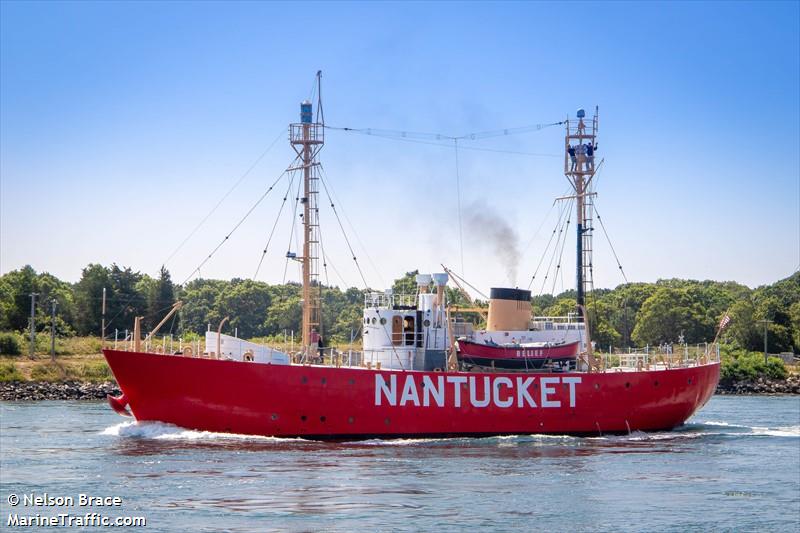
1;376;798;401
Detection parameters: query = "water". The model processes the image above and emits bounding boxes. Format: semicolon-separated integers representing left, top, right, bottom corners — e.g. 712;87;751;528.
1;397;798;532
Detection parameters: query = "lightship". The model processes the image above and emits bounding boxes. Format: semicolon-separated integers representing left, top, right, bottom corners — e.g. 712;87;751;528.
104;74;720;439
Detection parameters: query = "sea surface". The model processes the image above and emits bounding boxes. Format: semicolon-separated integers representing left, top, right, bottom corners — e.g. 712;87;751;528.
1;396;798;532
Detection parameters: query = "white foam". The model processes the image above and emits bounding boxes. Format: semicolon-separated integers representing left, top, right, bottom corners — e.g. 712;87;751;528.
750;425;800;437
100;421;307;443
697;420;749;428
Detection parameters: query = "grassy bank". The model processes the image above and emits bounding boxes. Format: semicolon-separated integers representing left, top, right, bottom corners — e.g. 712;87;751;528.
0;354;112;382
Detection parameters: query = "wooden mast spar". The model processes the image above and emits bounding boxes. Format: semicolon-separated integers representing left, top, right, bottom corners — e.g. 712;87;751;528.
290;71;325;353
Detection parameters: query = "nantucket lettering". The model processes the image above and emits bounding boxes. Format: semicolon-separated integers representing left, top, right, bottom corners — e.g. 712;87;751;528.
375;374;582;408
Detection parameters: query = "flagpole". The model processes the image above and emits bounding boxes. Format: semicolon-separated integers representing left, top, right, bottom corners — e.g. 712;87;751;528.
711;308;732;348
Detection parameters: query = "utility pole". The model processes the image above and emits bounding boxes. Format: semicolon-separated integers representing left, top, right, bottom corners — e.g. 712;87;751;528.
757;319;773;364
50;299;58;361
101;287;107;348
29;293;39;359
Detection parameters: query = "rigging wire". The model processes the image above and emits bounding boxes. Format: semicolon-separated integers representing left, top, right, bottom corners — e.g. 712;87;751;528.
539;205;572;297
454;139;465;275
253;170;298;279
445;266;490;301
325;121;563;142
550;204;573;296
282;170;304;284
162;128;286;269
318;218;348;289
521;197;558;256
318;169;371;290
593;201;629;283
180;157;298;286
326;128;561;157
318;165;386;288
527;198;573;290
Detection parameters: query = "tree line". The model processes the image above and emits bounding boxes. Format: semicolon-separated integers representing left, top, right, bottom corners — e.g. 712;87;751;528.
0;264;798;353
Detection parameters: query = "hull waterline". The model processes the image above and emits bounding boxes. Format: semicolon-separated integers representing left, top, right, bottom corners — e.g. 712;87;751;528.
103;349;720;440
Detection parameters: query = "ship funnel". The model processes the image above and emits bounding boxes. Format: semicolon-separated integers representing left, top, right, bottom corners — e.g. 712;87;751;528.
487;287;532;331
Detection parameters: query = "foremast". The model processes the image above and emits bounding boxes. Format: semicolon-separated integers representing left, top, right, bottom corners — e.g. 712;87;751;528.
563;107;598;318
290;71;325;350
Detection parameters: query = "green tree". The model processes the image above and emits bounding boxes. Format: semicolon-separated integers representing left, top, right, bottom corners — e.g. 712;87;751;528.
74;264;111;335
180;279;227;335
392;270;419;295
725;298;761;351
144;266;177;332
106;264;147;335
586;298;621;349
216;279;272;337
1;265;39;331
632;287;706;345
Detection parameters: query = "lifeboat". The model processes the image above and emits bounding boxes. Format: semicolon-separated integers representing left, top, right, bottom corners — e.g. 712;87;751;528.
456;338;580;369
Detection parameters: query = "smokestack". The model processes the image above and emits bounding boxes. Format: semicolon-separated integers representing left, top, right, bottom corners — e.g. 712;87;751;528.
486;288;531;331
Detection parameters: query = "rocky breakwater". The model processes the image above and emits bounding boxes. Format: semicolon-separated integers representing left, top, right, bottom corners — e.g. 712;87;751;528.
716;374;800;395
0;381;121;401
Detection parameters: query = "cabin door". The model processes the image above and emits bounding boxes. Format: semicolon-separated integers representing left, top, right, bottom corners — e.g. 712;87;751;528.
392;316;403;346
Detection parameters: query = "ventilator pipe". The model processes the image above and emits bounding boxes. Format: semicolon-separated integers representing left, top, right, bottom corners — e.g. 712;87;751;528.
216;316;230;359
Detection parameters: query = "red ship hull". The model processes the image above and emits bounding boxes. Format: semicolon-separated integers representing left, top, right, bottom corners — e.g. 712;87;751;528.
104;350;720;439
457;339;580;369
103;349;719;439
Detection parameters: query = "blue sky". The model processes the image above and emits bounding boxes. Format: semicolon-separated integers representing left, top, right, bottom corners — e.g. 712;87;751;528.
1;1;798;295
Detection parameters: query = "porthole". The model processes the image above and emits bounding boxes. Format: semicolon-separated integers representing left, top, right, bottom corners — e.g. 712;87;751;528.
594;383;600;390
300;415;307;422
320;416;326;422
380;317;387;325
348;416;354;424
271;413;279;420
625;382;631;389
423;319;431;327
371;317;377;324
321;378;326;385
301;376;308;384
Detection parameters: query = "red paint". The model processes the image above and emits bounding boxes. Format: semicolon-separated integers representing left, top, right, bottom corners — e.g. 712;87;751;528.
104;349;720;439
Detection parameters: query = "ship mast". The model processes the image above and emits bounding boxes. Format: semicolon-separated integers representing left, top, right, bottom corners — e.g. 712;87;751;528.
563;107;598;318
290;71;325;350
